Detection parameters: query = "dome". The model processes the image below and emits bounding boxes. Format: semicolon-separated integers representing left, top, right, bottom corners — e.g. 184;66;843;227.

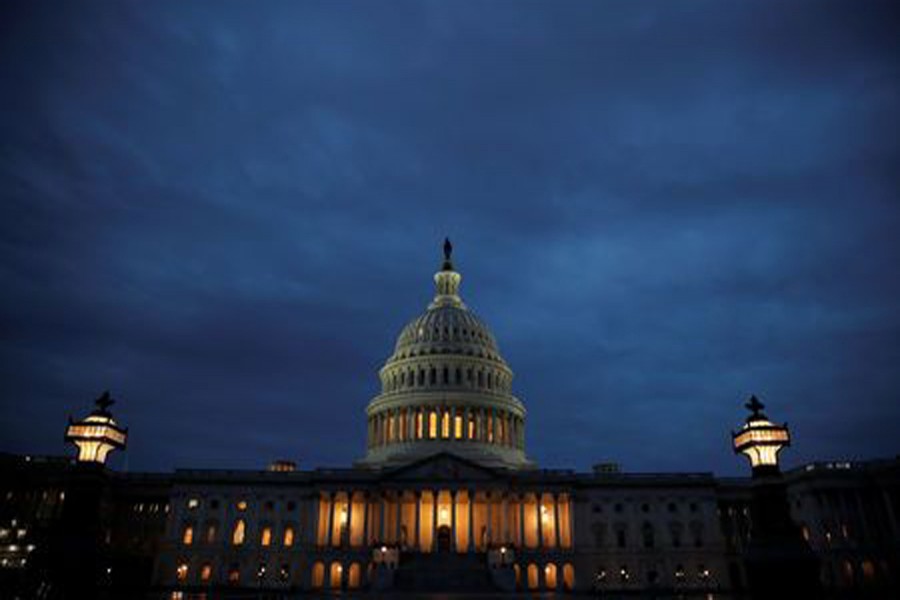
358;240;531;470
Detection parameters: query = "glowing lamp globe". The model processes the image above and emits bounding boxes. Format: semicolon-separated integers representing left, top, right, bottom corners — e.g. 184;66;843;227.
65;391;128;464
732;395;790;475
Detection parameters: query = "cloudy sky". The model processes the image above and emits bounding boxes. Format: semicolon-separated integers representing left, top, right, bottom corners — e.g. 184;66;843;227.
1;1;898;476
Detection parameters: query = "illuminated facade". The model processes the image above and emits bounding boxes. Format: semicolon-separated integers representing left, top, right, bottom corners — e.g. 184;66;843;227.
1;243;898;596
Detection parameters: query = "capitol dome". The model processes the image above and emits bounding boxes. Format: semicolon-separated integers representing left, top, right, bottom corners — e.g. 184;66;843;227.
359;240;532;470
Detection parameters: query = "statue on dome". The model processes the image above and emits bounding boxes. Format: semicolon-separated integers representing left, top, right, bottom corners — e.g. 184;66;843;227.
443;237;453;261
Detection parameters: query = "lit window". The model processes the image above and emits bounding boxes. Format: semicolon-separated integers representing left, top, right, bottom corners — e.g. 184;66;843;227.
182;525;194;545
454;414;463;439
228;565;240;584
428;411;437;439
187;498;199;510
261;526;272;546
176;563;188;582
206;524;216;543
200;563;212;582
236;500;248;511
442;410;451;438
283;526;295;547
232;520;246;545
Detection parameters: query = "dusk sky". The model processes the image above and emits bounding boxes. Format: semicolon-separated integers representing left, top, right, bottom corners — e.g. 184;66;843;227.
1;1;898;476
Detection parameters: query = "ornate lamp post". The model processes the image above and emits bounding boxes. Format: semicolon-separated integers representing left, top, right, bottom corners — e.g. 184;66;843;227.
732;395;790;477
732;395;820;597
65;391;128;464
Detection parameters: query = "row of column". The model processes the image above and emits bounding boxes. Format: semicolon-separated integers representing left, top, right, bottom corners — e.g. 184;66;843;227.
314;490;572;552
367;406;524;449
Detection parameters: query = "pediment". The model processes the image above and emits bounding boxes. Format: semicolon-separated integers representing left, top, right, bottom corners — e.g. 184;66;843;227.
383;452;501;483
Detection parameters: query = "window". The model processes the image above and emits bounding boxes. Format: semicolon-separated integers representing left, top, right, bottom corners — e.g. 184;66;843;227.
283;526;295;547
205;524;216;543
287;501;296;511
261;526;272;546
265;500;274;511
641;523;654;549
200;563;212;582
237;500;248;511
176;563;188;582
182;525;194;545
210;499;219;509
616;528;626;548
228;564;240;584
454;414;463;439
232;519;246;545
187;498;200;510
442;410;451;438
428;411;437;439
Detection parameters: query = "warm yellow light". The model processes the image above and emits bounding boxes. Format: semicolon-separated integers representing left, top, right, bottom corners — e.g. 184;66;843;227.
200;563;212;582
232;519;246;545
182;525;194;545
176;563;188;581
454;415;463;439
261;527;272;546
733;418;790;469
429;411;437;439
237;500;247;511
283;527;294;547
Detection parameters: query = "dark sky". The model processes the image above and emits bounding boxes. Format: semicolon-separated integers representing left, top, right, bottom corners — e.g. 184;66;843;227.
1;1;898;477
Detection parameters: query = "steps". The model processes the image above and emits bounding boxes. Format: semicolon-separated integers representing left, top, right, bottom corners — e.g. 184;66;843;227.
394;551;494;592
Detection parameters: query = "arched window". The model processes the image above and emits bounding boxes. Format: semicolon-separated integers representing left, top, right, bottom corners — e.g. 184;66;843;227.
428;411;438;439
329;561;343;589
429;368;436;384
544;563;558;589
182;524;194;545
200;563;212;582
442;367;449;384
417;370;424;385
228;564;240;584
455;367;462;383
311;562;325;589
347;562;361;589
261;526;272;546
527;563;539;590
283;526;295;547
232;519;246;545
442;410;451;438
176;563;189;582
563;563;575;591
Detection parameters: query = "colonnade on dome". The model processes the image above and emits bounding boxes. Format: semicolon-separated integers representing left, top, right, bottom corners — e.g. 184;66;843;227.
367;405;524;451
314;489;573;552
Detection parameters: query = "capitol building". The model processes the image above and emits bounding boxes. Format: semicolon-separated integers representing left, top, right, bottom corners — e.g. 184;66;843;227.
1;243;897;598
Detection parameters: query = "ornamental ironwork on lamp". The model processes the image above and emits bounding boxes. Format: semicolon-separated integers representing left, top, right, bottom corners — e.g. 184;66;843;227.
732;395;790;475
65;390;128;464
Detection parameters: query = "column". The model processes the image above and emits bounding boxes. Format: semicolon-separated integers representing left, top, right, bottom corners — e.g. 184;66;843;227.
326;492;336;547
464;407;471;440
310;492;321;547
468;489;475;552
518;495;526;548
395;492;402;546
362;493;370;546
486;492;492;548
451;490;458;551
553;493;561;548
536;495;544;548
431;489;439;552
379;493;387;542
345;491;354;547
414;491;422;550
500;493;509;545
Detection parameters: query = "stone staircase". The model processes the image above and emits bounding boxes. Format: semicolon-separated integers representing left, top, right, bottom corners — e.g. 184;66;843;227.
394;551;494;592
